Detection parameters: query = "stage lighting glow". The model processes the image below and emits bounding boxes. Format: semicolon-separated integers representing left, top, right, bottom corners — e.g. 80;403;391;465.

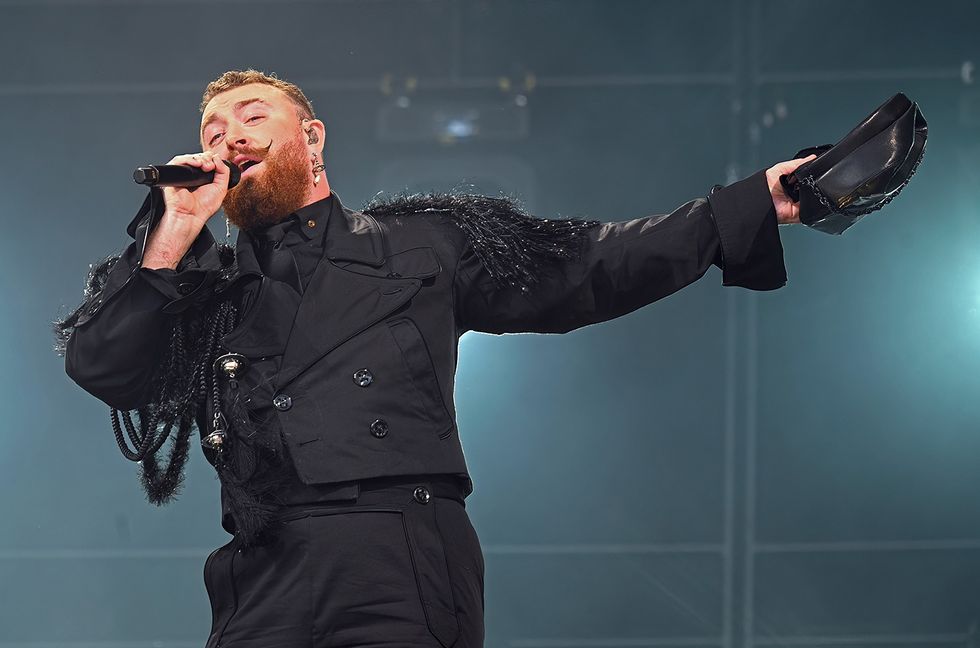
445;118;477;138
378;100;528;142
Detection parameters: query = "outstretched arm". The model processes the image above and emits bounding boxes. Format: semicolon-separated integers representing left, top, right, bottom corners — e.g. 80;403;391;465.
454;156;814;336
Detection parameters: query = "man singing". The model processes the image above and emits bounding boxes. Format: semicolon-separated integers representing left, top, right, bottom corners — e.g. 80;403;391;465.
58;69;816;648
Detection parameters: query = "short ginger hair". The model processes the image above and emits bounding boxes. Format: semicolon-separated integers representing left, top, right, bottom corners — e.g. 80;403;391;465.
200;69;315;120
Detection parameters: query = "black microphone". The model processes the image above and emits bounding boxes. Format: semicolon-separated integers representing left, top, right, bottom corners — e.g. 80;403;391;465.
133;160;241;189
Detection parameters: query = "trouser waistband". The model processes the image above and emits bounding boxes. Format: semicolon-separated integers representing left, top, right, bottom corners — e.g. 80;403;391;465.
275;474;469;519
356;474;468;501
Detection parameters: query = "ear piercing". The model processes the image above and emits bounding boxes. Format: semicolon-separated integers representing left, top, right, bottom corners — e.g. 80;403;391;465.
312;152;325;186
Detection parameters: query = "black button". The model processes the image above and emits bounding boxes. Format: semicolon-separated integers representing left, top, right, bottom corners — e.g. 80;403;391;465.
413;486;431;504
370;418;389;438
273;394;292;411
353;368;373;387
177;282;196;296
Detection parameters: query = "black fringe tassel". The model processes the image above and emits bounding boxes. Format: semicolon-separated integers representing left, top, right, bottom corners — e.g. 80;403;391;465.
53;243;289;547
364;192;601;293
53;252;120;356
212;383;292;547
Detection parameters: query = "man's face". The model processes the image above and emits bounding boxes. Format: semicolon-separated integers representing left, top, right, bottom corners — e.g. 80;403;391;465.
200;83;313;231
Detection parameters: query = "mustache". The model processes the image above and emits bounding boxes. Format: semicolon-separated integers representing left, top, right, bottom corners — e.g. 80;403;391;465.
230;140;273;164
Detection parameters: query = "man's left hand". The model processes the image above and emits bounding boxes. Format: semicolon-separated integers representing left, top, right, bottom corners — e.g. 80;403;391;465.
766;153;819;225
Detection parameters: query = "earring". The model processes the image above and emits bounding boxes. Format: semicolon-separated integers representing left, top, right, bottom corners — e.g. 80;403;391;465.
225;216;232;240
311;152;325;186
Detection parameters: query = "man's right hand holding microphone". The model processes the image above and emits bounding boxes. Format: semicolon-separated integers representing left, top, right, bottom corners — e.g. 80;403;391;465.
142;151;231;270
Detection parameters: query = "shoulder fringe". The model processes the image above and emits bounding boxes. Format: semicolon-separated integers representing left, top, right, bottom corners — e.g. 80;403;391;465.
363;192;601;293
53;252;120;357
53;243;238;356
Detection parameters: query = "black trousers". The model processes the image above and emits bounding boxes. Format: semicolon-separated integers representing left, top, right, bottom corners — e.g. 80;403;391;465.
203;476;485;647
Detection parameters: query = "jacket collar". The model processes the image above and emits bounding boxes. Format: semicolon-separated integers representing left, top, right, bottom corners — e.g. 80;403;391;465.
232;191;386;277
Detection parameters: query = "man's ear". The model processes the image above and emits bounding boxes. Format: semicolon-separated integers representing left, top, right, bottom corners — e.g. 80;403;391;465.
304;118;326;155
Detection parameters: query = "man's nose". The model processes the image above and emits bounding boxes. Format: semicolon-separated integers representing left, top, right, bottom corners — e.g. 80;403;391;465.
222;124;251;151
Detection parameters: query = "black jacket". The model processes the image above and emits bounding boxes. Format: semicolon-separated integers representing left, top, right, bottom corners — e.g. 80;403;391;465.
65;168;785;509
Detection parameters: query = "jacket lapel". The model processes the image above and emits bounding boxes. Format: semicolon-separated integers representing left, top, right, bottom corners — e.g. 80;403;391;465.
274;200;421;390
233;228;263;278
218;226;295;357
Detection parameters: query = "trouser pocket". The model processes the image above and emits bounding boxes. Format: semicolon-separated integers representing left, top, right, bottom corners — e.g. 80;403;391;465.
401;500;462;647
302;503;461;647
203;491;464;647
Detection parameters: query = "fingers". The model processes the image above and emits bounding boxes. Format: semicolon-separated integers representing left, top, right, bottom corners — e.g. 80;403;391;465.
788;153;817;165
198;151;231;189
166;151;221;171
788;206;801;225
773;195;802;225
774;153;818;175
162;151;230;191
212;155;230;178
767;153;818;223
166;152;203;167
211;158;231;191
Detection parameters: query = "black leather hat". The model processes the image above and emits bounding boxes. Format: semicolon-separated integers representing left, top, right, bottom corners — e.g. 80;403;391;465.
780;92;927;235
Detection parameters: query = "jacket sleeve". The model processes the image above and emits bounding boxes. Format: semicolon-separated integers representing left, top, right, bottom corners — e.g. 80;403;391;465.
64;189;223;410
453;167;786;335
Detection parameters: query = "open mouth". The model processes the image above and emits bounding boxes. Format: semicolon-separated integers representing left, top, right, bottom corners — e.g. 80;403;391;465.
240;160;262;173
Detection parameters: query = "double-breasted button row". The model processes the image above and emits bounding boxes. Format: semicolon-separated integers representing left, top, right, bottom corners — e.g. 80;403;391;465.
356;369;384;438
275;370;385;437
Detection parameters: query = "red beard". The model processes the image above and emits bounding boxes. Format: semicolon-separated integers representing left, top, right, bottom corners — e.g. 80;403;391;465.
222;134;312;232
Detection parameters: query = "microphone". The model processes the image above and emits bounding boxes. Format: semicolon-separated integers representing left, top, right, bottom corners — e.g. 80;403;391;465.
133;160;241;189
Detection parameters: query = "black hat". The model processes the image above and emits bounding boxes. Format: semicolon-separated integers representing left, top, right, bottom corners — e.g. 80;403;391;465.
780;92;927;235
